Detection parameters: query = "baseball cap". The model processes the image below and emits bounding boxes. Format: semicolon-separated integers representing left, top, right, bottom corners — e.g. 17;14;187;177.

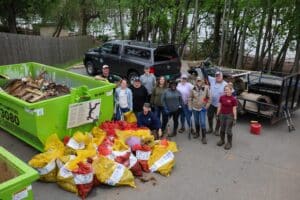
215;71;222;76
196;76;202;81
143;102;151;108
181;74;188;79
134;77;140;82
102;65;109;69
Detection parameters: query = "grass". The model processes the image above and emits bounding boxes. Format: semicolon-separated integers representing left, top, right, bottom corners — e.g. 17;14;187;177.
53;58;83;69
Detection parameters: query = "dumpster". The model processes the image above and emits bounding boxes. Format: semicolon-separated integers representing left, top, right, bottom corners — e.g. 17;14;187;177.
0;62;115;151
0;146;39;200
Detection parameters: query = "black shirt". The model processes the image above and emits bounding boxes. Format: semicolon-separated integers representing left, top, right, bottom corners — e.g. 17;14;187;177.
129;85;148;112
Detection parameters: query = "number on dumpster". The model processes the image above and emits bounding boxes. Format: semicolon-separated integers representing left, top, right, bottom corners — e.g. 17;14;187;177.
0;108;20;126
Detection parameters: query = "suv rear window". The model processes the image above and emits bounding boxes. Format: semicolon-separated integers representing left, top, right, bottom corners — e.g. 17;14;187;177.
124;46;151;60
154;45;178;61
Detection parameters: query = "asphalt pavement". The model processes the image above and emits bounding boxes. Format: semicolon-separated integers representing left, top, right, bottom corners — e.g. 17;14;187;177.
1;63;300;200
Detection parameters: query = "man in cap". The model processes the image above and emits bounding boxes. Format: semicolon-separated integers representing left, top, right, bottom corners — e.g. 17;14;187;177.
140;66;156;101
207;71;227;135
95;64;121;83
176;73;194;134
137;102;162;139
129;77;148;117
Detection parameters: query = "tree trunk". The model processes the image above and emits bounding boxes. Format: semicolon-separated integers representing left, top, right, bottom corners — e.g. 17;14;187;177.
192;0;199;59
213;3;222;58
293;40;300;73
129;3;139;40
6;2;17;33
81;16;88;36
273;32;292;72
219;0;231;66
252;9;266;70
171;0;181;44
258;1;273;70
118;0;125;39
236;9;247;69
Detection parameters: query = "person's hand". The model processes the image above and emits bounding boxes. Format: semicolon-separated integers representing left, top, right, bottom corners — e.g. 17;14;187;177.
216;115;220;121
158;129;162;138
164;108;170;116
233;119;237;126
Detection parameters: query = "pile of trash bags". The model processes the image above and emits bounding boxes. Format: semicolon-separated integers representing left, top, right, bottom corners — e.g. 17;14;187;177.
28;121;178;199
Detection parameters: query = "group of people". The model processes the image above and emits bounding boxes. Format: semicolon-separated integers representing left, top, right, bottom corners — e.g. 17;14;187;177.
96;64;237;150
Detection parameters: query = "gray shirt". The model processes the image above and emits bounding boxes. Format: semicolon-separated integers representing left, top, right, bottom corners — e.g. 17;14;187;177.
161;89;183;112
140;73;156;95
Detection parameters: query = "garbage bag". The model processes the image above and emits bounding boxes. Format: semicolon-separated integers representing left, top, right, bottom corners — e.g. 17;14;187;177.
148;146;175;176
124;111;137;123
44;134;65;153
112;139;129;152
65;132;91;155
155;139;179;153
116;129;154;145
92;156;136;188
132;144;152;172
28;151;59;182
57;155;78;194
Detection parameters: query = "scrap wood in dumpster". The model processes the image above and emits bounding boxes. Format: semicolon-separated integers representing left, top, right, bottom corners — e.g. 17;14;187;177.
28;120;179;199
3;71;70;103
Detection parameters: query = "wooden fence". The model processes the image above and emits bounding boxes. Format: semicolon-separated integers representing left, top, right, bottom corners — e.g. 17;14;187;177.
0;33;96;66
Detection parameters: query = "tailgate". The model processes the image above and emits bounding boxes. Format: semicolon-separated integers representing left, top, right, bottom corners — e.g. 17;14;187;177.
153;59;181;76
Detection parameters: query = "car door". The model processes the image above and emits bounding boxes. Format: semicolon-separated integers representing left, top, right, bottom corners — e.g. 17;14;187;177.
100;43;121;75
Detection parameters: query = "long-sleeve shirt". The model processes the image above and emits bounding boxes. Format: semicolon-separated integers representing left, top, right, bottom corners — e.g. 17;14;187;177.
140;73;156;94
161;89;183;112
114;87;133;110
188;84;211;111
129;85;148;113
137;111;161;130
150;86;167;107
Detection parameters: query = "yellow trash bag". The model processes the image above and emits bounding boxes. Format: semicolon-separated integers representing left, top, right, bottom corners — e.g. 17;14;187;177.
28;150;60;182
154;139;179;153
91;127;107;141
116;129;154;145
44;134;65;153
148;145;175;176
92;156;136;188
112;139;129;151
124;111;137;123
76;143;97;160
56;155;78;194
65;131;91;155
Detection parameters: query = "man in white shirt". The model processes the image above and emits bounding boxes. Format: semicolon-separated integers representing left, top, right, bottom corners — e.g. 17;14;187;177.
207;71;227;135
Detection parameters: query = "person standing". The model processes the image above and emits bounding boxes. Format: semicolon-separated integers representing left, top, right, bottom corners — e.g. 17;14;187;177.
188;77;211;144
207;71;227;135
114;79;133;120
161;80;183;137
140;66;156;101
216;85;237;150
150;76;168;133
137;103;162;139
176;74;194;134
95;64;121;83
129;77;148;116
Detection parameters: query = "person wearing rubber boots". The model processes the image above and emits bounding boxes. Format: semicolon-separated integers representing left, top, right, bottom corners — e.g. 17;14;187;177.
216;85;237;150
207;71;227;135
161;80;183;137
188;77;211;144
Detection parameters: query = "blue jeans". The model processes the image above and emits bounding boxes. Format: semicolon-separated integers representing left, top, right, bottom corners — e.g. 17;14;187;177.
115;106;130;120
180;104;192;128
153;106;168;131
192;108;207;129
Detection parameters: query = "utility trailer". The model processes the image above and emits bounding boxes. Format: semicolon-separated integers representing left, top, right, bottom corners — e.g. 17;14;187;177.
188;62;300;131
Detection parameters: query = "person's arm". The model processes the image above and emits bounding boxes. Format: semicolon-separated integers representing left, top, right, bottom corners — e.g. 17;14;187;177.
178;91;184;108
205;86;211;109
188;91;193;110
150;87;155;104
208;76;215;85
216;103;221;116
127;89;133;110
233;106;237;120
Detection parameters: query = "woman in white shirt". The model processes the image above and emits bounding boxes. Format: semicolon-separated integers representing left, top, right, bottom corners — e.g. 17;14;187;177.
114;79;133;120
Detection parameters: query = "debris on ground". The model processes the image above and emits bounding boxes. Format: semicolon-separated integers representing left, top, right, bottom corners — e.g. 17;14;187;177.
4;71;70;103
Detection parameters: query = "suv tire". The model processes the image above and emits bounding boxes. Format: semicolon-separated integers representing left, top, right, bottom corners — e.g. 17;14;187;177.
85;61;97;76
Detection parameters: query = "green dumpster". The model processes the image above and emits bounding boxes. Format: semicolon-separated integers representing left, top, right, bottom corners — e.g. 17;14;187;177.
0;62;115;151
0;146;39;200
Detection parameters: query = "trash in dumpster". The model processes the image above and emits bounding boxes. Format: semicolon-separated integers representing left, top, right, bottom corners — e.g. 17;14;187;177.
28;121;179;199
3;71;70;103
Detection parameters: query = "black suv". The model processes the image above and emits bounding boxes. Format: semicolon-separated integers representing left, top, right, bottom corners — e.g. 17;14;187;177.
83;40;181;82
